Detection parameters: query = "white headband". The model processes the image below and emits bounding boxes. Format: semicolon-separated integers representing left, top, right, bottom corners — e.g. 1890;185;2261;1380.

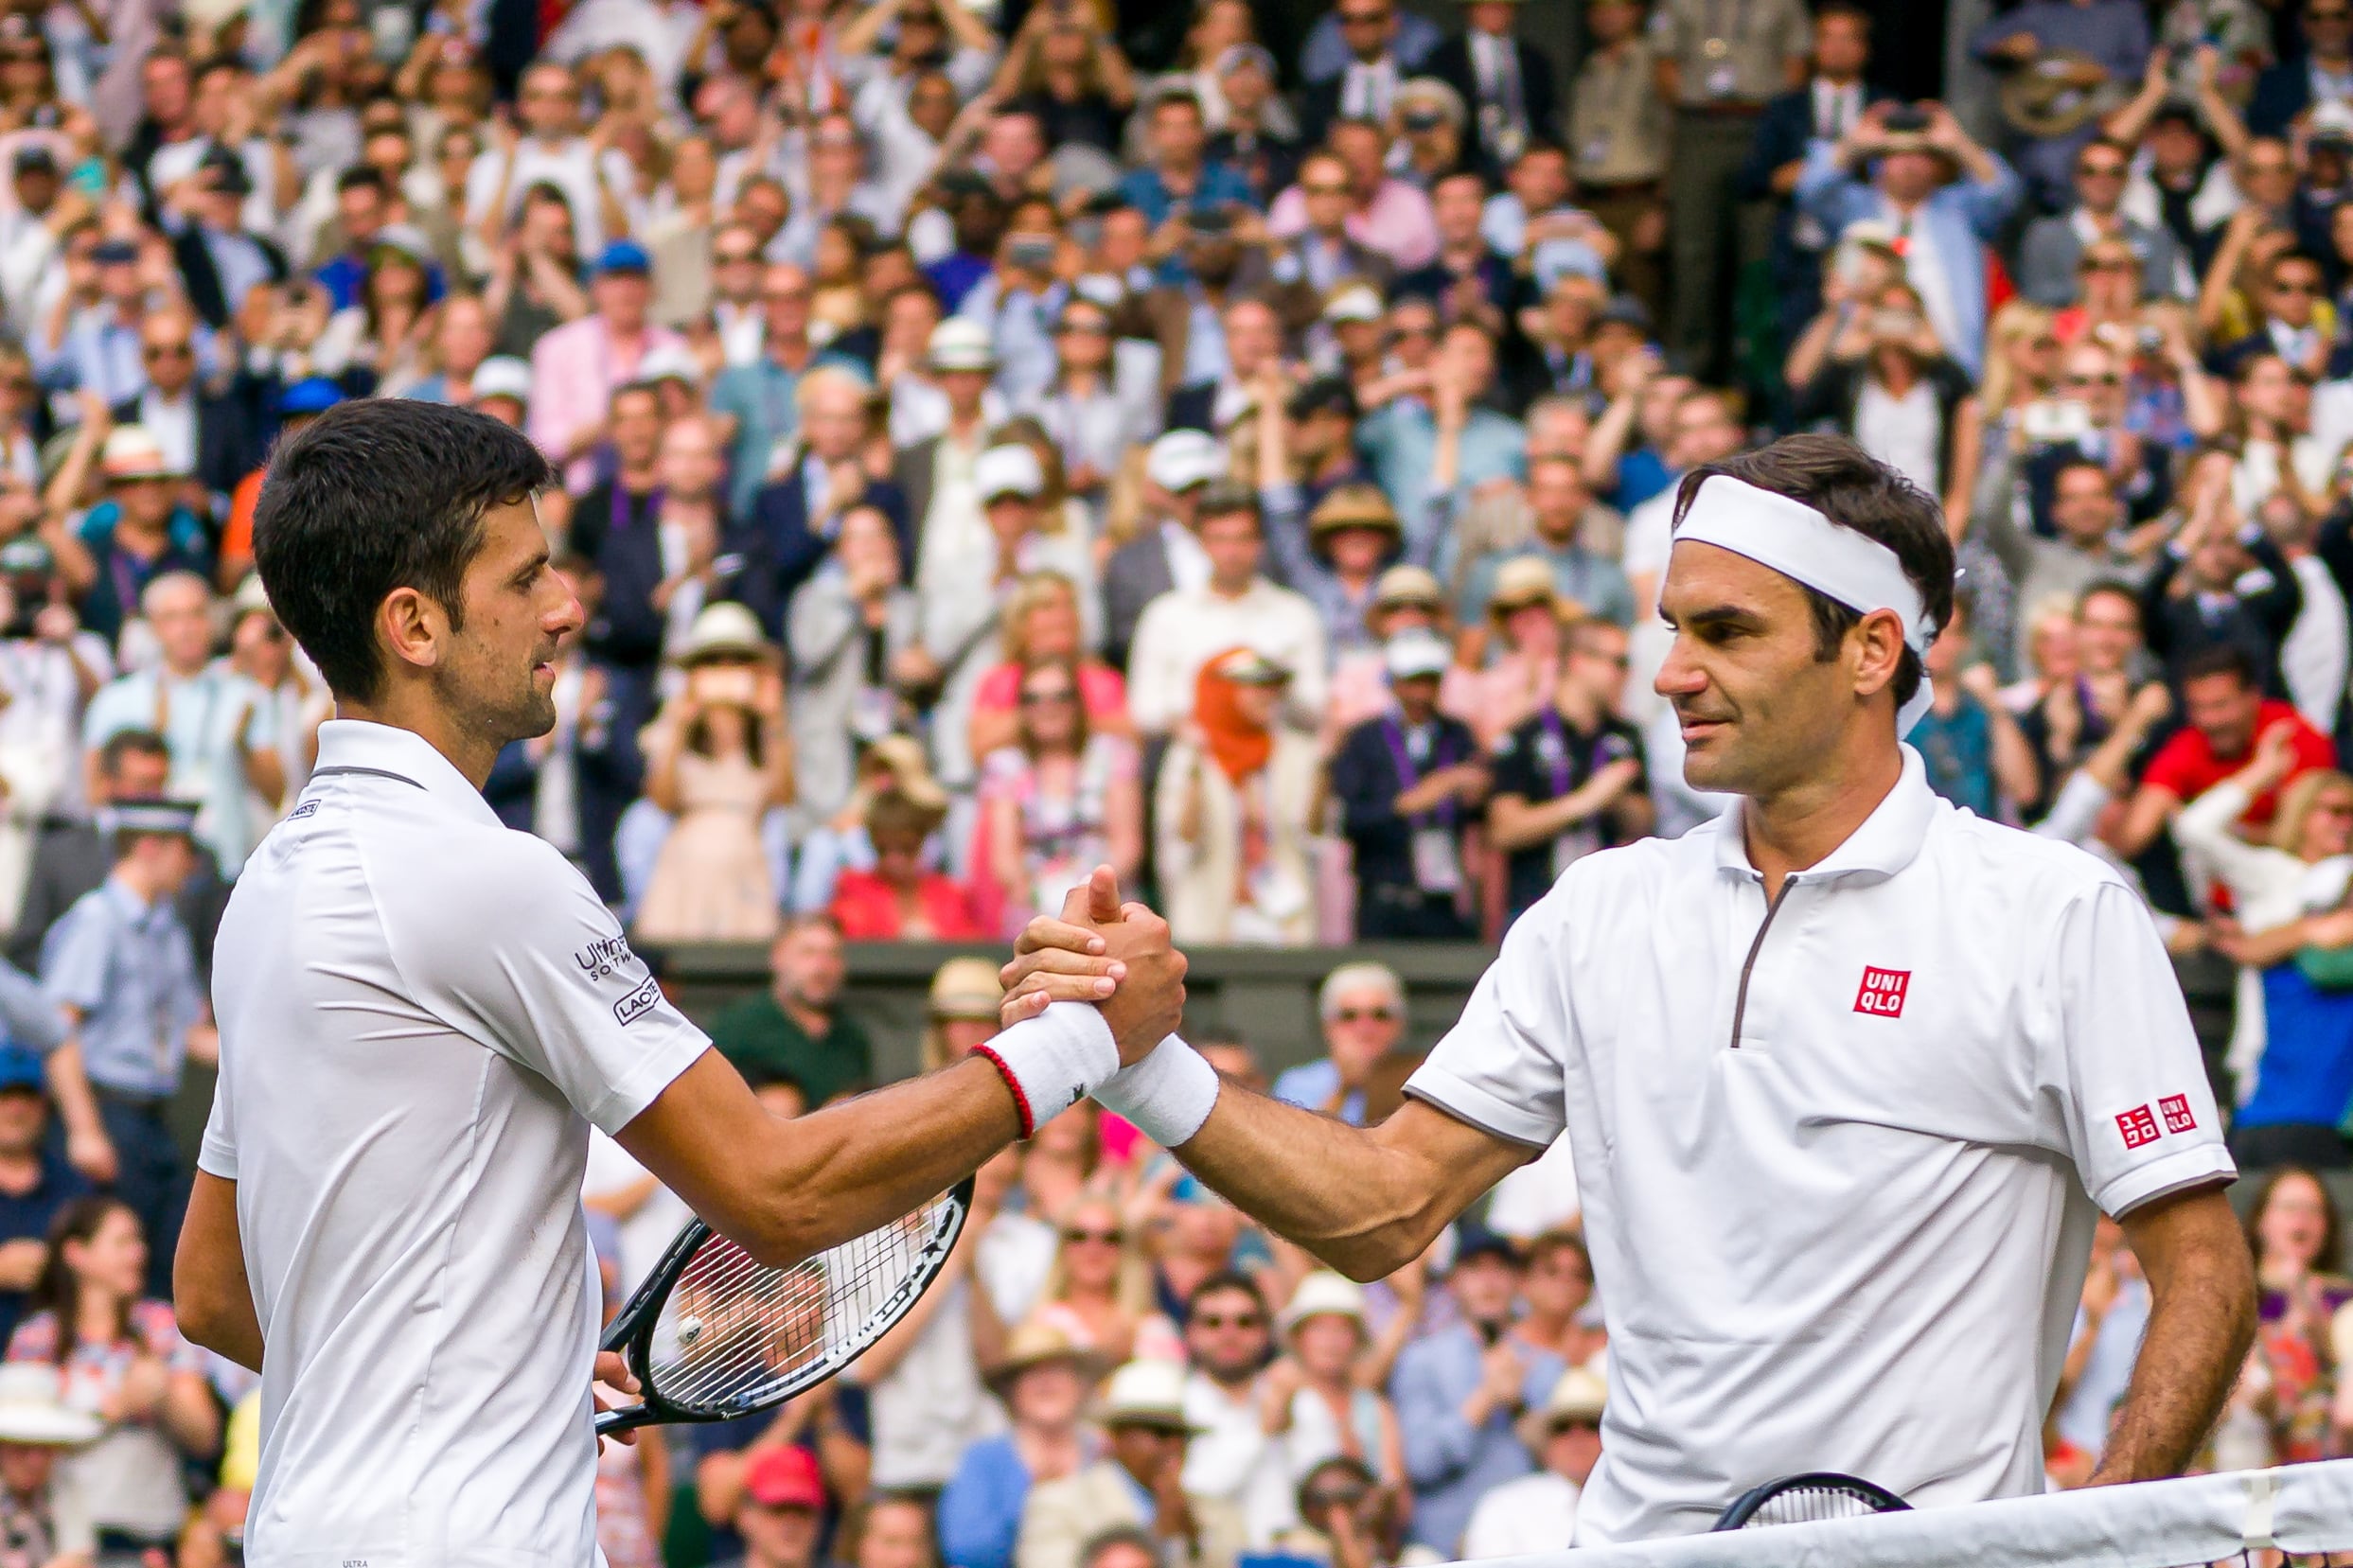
1672;474;1938;736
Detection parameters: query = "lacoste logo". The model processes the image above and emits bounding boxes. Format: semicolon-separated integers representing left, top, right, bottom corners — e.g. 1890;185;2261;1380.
614;975;662;1027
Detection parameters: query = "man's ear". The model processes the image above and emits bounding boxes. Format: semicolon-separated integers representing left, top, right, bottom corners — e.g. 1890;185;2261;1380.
1848;608;1908;701
376;586;450;677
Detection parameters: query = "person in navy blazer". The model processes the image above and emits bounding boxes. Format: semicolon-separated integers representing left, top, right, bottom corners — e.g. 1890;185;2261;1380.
2247;0;2353;138
1423;9;1561;179
1739;6;1890;359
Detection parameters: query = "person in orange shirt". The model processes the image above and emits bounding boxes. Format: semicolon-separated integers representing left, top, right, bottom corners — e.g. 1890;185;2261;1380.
216;380;344;591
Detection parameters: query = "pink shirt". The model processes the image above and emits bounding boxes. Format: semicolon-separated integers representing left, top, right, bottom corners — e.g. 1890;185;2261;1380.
527;317;685;492
1267;179;1441;270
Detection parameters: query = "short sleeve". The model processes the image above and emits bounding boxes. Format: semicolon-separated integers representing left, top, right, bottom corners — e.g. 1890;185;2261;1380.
6;1313;55;1362
1405;894;1574;1148
198;1067;237;1180
1489;722;1544;801
2035;877;2235;1216
38;904;109;1014
407;837;712;1136
2136;731;2201;799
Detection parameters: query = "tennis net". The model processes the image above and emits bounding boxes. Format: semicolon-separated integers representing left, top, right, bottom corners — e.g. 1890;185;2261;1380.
1521;1459;2353;1568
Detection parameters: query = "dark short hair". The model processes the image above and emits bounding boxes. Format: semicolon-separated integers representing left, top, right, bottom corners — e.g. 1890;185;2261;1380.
2051;457;2114;493
252;400;554;703
1672;432;1955;712
1184;1270;1266;1324
2077;577;2142;618
97;728;169;779
335;166;385;198
2179;643;2259;690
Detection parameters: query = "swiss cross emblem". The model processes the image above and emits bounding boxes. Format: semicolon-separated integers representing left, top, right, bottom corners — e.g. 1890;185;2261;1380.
2160;1095;2198;1135
2116;1104;2161;1149
1853;966;1910;1018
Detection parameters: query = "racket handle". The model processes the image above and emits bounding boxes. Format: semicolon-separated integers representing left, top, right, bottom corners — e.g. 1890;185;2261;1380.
595;1404;659;1438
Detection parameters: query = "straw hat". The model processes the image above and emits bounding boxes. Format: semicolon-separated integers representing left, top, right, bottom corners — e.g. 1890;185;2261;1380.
984;1319;1109;1399
677;602;777;667
1308;484;1402;544
1280;1271;1369;1338
929;956;1002;1020
1094;1359;1200;1433
1486;556;1579;626
859;733;948;813
1372;564;1445;613
0;1365;100;1447
1516;1364;1607;1453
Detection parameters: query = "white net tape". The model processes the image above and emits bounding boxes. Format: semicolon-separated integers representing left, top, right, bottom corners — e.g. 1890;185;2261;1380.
1487;1460;2353;1568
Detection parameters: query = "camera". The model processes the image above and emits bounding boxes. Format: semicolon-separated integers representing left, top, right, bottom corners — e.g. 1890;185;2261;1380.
1006;234;1056;271
1883;103;1930;133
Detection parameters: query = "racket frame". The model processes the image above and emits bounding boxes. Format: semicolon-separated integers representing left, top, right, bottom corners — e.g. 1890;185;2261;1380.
595;1176;977;1436
1711;1471;1912;1531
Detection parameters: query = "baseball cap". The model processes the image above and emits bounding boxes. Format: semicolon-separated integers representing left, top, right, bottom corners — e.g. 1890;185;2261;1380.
976;444;1044;502
471;356;533;407
594;239;652;276
0;1048;42;1094
1383;628;1450;682
1452;1224;1519;1269
198;146;252;197
1593;293;1654;334
636;343;703;389
1145;429;1224;492
112;798;202;840
742;1446;826;1510
1322;283;1385;326
277;378;344;416
928;318;996;372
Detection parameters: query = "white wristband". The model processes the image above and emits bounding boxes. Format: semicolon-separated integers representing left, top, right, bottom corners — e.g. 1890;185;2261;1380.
1093;1034;1220;1150
974;1003;1120;1137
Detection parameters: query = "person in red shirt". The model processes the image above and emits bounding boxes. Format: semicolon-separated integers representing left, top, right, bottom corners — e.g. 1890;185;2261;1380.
2113;644;2338;861
829;787;988;942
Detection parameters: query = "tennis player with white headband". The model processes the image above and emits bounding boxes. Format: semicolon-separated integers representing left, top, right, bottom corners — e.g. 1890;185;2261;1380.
1002;434;2256;1542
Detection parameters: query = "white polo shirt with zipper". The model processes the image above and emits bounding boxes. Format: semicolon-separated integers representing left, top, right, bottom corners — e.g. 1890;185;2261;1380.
1405;745;2233;1544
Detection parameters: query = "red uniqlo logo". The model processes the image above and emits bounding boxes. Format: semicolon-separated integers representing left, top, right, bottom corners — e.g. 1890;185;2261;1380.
2116;1104;2161;1149
1853;966;1910;1017
2160;1095;2198;1135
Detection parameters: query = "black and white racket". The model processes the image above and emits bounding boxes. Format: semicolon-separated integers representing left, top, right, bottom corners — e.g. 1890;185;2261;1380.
1712;1472;1912;1530
595;1176;975;1436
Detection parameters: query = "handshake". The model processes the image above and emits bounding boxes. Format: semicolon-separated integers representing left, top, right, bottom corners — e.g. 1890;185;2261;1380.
974;867;1220;1149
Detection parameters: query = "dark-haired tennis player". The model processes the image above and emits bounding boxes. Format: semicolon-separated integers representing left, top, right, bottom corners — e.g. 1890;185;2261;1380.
1007;435;2257;1542
170;400;1186;1568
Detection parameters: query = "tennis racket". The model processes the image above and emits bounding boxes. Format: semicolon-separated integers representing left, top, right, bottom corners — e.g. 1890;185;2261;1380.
594;1176;975;1436
1711;1472;1912;1530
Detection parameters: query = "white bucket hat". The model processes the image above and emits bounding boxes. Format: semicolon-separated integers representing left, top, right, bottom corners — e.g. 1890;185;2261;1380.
0;1365;100;1446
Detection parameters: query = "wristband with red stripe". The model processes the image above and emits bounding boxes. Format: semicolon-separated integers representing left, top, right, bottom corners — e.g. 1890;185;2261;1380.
972;1003;1119;1137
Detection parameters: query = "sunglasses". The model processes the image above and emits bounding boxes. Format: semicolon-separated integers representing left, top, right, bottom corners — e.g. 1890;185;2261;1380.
1303;182;1353;197
2247;160;2294;176
1057;318;1110;336
2081;255;2136;272
716;248;758;264
2064;372;2122;386
1338;9;1389;23
1335;1006;1397;1023
2078;162;2128;179
2275;277;2323;294
765;289;812;304
2313;7;2351;18
1306;1489;1371;1510
1064;1226;1124;1245
1019;686;1077;705
143;344;192;361
1193;1312;1265;1330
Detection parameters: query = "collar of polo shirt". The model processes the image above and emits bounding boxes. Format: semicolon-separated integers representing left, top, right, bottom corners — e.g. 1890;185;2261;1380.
309;720;504;827
1710;742;1940;884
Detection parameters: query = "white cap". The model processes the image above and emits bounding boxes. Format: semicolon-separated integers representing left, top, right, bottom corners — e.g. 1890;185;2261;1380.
1096;1360;1197;1432
928;318;997;371
1281;1270;1370;1334
637;342;704;388
977;444;1044;502
1146;429;1225;493
0;1365;99;1446
1323;283;1385;324
1384;628;1451;682
472;356;533;406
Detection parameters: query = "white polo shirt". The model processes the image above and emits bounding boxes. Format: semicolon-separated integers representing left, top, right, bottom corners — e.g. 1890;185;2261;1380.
1405;747;2232;1544
201;720;712;1568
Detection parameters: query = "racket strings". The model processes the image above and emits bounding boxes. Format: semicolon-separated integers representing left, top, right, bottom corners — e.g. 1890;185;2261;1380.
644;1197;954;1416
1736;1487;1902;1528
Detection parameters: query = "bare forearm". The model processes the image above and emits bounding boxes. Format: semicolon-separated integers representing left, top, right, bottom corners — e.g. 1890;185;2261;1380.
623;1051;1025;1267
2093;1191;2256;1484
1171;1095;1524;1281
44;1042;99;1137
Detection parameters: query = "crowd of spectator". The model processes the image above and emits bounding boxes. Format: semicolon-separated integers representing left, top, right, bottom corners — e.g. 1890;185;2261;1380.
0;0;2345;1559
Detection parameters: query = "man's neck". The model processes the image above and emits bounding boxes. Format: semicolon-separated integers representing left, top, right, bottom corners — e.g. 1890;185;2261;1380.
162;655;209;684
1159;156;1200;187
602;315;647;347
947;406;986;439
1742;737;1904;898
620;461;659;493
1397;701;1437;728
148;380;192;405
779;990;830;1035
769;336;812;372
661;491;716;521
333;696;506;787
1553;680;1600;731
109;863;163;907
1816;66;1860;87
1209;573;1254;599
